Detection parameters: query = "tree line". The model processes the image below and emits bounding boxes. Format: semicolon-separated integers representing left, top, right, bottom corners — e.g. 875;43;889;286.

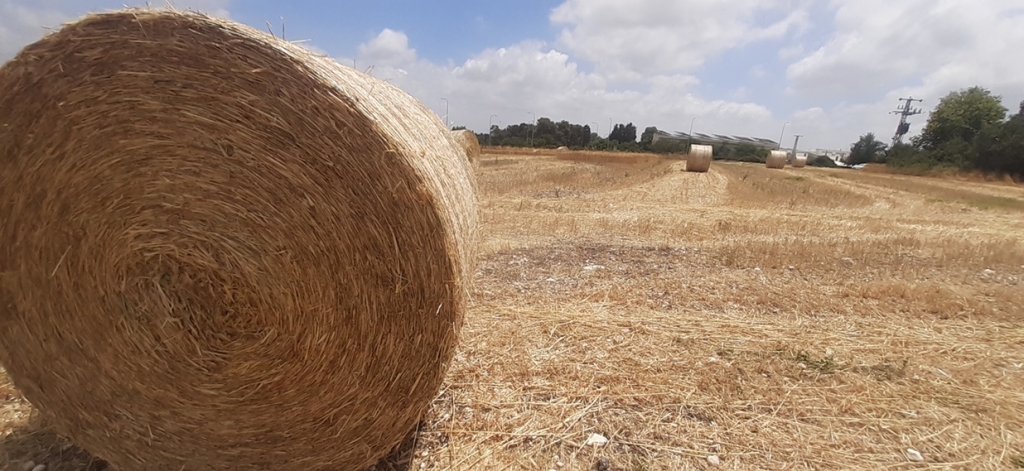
847;86;1024;178
471;119;786;163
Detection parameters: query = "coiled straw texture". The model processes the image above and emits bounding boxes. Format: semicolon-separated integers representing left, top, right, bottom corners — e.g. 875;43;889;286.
451;129;481;163
766;150;787;169
0;8;477;471
686;144;713;173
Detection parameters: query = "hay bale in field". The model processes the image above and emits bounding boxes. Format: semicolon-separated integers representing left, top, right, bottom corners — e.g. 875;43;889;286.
792;155;808;168
766;150;787;169
451;129;481;162
0;8;478;471
686;144;713;173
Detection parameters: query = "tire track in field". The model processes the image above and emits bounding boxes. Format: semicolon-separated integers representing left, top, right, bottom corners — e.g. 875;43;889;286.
593;162;729;207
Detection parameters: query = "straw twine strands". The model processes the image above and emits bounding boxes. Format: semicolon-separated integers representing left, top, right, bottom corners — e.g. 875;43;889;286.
0;8;477;471
686;144;713;173
792;155;808;168
450;129;481;162
766;150;787;169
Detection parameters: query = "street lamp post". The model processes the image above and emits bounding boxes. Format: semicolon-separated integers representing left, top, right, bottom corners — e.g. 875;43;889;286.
528;111;536;147
688;117;697;150
441;98;449;129
489;114;498;146
778;121;789;150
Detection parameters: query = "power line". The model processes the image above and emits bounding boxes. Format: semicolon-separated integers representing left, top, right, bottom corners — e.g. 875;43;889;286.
890;97;923;148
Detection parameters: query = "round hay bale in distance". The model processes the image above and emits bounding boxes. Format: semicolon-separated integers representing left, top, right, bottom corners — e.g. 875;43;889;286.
686;144;713;173
792;155;808;168
450;129;481;162
0;8;478;471
766;150;787;169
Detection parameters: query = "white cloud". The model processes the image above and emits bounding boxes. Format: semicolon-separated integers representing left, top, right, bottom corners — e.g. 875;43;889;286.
783;0;1024;149
353;35;775;139
788;0;1024;100
8;0;1020;152
777;43;804;60
357;28;416;67
550;0;812;78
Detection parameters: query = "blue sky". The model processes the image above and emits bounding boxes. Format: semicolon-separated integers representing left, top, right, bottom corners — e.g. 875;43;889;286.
3;0;1023;150
228;1;566;63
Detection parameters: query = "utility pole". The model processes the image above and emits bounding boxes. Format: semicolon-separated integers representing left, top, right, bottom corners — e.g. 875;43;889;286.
890;97;923;148
791;134;802;163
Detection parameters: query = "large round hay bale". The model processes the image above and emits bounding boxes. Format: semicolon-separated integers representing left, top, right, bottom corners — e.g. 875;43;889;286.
686;144;713;173
451;129;481;162
0;8;478;471
766;150;787;169
792;155;808;168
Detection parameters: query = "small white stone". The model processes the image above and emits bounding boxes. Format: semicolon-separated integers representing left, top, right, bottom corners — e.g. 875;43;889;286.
787;265;795;270
707;455;721;466
983;269;996;276
906;448;924;462
585;433;609;446
556;462;565;468
20;461;35;471
420;450;429;457
31;465;46;471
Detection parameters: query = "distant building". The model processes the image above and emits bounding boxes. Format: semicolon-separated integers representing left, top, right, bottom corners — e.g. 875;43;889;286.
651;130;779;150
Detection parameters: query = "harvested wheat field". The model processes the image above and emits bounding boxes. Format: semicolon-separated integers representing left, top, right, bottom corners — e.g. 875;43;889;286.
2;153;1024;470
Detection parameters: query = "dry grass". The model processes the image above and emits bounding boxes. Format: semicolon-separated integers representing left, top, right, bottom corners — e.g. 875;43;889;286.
3;154;1024;470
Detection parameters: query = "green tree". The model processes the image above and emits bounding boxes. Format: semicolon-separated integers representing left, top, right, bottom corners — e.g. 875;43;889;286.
846;133;887;165
639;126;658;150
917;86;1007;151
973;113;1024;177
886;142;929;169
608;123;637;144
